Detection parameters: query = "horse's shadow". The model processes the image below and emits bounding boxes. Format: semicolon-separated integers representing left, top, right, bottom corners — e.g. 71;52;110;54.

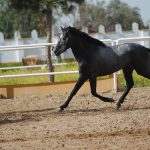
0;106;150;125
121;106;150;112
0;107;113;125
0;108;55;125
0;117;28;125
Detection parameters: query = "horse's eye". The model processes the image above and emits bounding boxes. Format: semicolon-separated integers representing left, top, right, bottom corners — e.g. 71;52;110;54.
63;37;66;40
60;34;63;38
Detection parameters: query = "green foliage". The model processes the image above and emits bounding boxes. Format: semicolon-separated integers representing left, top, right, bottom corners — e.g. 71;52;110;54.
0;62;22;68
79;0;144;31
79;1;106;28
120;71;150;88
9;0;41;11
0;0;144;37
0;8;44;38
0;63;79;85
0;0;85;38
106;0;144;30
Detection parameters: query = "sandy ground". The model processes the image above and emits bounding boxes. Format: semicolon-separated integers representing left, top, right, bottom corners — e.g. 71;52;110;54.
0;87;150;150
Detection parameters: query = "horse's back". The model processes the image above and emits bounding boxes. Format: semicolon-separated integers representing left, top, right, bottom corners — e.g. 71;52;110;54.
98;43;150;75
82;43;150;77
87;45;131;76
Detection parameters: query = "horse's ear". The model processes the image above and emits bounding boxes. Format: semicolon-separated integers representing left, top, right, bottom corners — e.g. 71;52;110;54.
67;26;71;32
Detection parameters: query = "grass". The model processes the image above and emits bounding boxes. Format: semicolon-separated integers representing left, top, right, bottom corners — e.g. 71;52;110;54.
0;62;79;85
0;62;150;88
120;70;150;88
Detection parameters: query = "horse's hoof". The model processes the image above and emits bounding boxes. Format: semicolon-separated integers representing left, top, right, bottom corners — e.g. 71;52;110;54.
59;104;67;112
116;103;121;110
106;98;115;103
110;98;115;103
59;107;64;112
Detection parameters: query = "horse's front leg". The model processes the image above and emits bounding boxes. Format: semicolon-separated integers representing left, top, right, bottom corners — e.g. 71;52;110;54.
59;74;87;111
89;77;114;103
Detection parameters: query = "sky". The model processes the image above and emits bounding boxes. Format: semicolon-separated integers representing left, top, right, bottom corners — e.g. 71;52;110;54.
86;0;150;25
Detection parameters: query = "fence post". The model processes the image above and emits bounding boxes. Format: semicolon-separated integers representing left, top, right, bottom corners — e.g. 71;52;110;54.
0;32;4;43
148;23;150;48
82;26;88;33
139;30;145;46
132;22;139;33
14;31;24;62
98;25;105;34
14;31;21;44
31;29;38;41
0;32;4;62
113;40;118;93
115;24;122;33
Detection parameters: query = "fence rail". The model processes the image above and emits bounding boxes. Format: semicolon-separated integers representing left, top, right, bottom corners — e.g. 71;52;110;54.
0;63;72;71
115;36;150;44
0;70;78;79
0;43;56;51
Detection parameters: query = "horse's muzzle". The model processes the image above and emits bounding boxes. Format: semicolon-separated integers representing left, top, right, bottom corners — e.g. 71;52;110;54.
54;49;60;56
52;46;58;56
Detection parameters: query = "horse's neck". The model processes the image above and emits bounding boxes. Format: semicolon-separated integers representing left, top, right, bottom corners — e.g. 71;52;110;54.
71;39;88;62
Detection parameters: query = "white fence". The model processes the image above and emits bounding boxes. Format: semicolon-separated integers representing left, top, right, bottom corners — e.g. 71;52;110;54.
0;36;150;92
0;22;150;63
115;36;150;45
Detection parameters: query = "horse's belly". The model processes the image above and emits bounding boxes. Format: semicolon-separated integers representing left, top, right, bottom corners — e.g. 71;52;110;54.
90;56;129;76
89;63;121;76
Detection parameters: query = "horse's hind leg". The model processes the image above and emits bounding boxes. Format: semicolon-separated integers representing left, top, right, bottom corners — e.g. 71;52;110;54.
89;77;114;103
116;67;134;110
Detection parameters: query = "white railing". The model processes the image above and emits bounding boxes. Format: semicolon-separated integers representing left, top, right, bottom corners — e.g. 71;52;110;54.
0;63;71;71
115;36;150;44
0;43;56;51
0;37;150;92
0;70;79;79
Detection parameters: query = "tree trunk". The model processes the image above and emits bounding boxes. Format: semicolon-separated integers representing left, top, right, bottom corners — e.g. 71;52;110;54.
46;8;54;82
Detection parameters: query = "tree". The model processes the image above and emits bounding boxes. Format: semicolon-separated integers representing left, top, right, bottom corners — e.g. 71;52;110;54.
0;0;43;38
106;0;144;30
7;0;84;82
78;0;144;31
79;1;106;31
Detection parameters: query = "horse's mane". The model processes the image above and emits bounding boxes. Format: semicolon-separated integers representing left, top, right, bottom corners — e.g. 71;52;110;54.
69;27;106;47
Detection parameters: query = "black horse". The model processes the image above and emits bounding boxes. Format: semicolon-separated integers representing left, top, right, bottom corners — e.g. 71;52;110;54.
54;26;150;111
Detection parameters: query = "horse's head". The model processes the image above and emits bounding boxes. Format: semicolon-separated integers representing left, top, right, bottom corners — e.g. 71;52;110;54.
54;27;71;56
